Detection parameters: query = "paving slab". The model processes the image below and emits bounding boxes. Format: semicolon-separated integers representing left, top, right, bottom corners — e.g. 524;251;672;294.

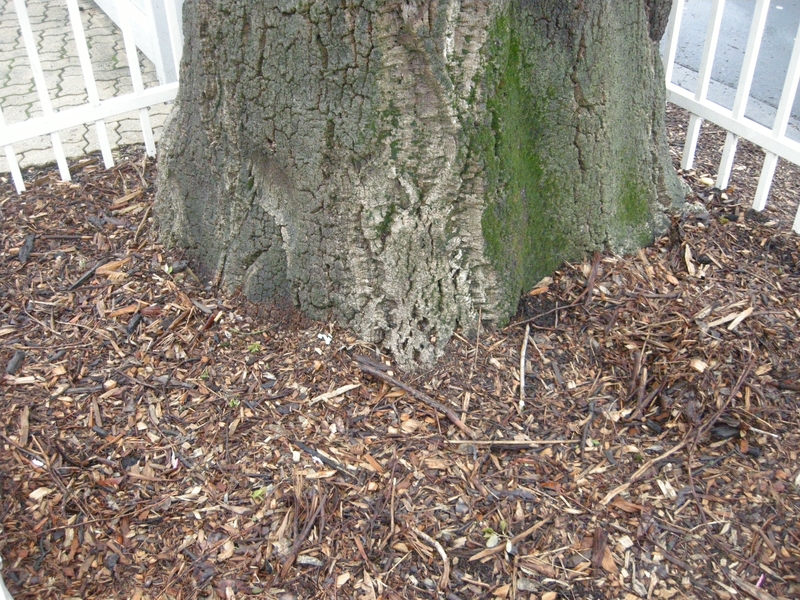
0;0;174;174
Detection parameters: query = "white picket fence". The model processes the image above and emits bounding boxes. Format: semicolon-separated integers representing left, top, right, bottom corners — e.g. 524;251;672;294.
0;0;182;193
663;0;800;233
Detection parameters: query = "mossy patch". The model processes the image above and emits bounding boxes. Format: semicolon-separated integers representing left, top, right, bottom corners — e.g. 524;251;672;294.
618;174;649;227
476;10;571;315
614;173;655;249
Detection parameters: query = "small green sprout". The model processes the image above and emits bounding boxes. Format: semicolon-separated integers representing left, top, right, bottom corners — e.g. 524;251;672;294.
247;342;262;354
483;527;500;548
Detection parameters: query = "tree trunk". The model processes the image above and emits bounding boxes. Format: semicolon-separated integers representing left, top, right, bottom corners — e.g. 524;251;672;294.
156;0;684;366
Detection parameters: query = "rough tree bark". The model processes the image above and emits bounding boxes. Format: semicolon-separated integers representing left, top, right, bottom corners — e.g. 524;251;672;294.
156;0;685;366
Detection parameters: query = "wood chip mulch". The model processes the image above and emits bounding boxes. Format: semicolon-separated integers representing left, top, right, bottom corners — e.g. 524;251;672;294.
1;105;799;600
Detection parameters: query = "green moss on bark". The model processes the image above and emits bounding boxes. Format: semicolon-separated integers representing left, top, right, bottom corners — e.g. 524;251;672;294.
476;11;571;317
616;174;657;248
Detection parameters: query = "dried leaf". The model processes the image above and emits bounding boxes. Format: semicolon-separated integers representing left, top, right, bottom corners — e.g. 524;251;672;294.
217;540;235;561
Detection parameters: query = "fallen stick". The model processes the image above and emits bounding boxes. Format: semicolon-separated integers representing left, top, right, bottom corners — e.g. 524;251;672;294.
583;251;602;308
413;527;450;590
289;438;358;481
67;256;113;291
355;356;476;439
279;495;324;580
519;324;529;412
446;439;578;448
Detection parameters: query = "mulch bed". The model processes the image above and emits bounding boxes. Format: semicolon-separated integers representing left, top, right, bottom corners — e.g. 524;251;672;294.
0;104;798;600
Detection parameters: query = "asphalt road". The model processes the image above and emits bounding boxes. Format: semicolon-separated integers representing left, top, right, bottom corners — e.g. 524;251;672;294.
667;0;800;125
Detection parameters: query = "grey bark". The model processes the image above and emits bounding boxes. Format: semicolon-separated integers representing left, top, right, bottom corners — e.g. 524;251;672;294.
156;0;684;367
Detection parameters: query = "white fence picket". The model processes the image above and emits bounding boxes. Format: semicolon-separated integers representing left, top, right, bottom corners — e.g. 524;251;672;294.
117;0;157;156
753;19;800;212
65;0;114;169
165;0;183;80
12;0;71;182
681;0;726;171
0;106;24;193
662;0;683;88
716;0;769;190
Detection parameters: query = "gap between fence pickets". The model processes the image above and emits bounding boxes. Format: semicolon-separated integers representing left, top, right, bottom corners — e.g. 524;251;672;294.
664;0;800;234
0;0;181;194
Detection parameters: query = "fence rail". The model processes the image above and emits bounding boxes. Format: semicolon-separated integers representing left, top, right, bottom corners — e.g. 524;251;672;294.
0;0;182;193
663;0;800;234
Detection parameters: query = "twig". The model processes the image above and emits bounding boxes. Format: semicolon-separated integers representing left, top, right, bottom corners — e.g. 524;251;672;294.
628;349;644;404
445;439;578;448
600;437;689;505
413;528;450;590
289;439;358;481
519;324;529;412
603;360;756;506
684;360;756;522
308;383;360;405
390;475;396;540
650;540;692;571
623;289;682;299
690;359;755;454
510;300;581;328
580;399;596;461
629;379;666;422
355;356;476;439
279;493;324;580
113;368;160;390
767;379;800;392
67;256;112;291
748;426;780;439
509;256;604;329
686;458;709;526
41;234;90;240
591;527;608;573
133;202;152;245
470;307;481;379
584;251;601;308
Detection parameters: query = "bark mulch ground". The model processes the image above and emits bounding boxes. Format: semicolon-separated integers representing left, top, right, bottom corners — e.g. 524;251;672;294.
0;105;798;600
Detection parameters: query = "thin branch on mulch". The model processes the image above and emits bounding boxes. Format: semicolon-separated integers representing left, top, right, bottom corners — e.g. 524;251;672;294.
354;354;476;439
